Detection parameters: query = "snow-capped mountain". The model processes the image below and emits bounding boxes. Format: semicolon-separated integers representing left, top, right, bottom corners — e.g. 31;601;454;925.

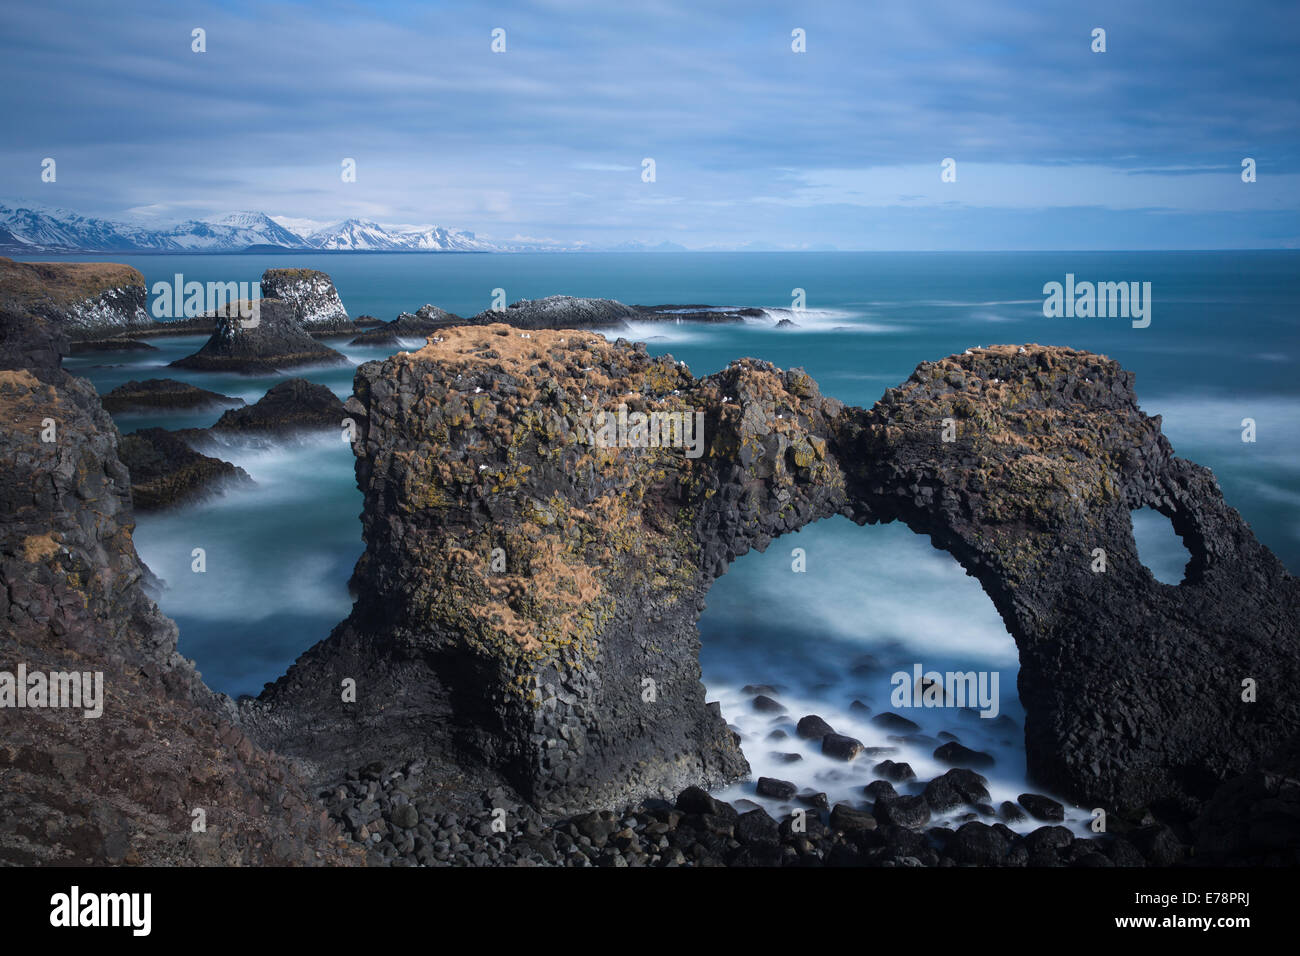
0;203;498;254
305;218;491;252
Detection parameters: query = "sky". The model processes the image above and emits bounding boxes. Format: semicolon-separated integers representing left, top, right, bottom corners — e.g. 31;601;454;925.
1;0;1297;249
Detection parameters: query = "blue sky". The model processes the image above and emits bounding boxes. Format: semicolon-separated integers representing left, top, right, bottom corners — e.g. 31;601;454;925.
2;0;1297;249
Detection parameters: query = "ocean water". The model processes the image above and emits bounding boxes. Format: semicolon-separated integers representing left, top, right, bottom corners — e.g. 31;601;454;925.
53;250;1299;825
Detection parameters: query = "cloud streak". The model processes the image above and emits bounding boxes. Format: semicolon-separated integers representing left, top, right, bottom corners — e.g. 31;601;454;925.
1;0;1296;248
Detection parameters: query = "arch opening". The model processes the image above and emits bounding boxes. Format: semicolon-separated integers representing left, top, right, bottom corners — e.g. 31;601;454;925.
697;515;1087;834
1130;507;1192;585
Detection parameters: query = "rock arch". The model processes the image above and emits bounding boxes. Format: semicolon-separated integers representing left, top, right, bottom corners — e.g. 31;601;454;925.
246;327;1300;820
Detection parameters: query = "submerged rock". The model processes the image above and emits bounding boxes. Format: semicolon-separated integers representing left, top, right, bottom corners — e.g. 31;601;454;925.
467;295;641;330
933;741;996;769
871;712;920;733
68;338;158;354
99;377;244;414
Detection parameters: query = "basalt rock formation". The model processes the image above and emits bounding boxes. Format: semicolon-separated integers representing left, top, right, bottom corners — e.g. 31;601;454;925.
0;309;359;865
248;327;1299;830
349;304;463;346
463;296;769;332
466;295;642;330
68;337;159;354
99;378;244;414
170;298;348;373
0;257;150;341
210;378;347;434
261;268;351;333
118;427;253;511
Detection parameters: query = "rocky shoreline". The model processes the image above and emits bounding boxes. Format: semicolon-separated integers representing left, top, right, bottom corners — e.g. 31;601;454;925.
3;262;1298;867
317;758;1192;867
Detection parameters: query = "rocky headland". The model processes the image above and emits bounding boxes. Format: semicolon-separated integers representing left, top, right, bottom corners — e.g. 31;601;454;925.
0;303;360;865
0;257;151;341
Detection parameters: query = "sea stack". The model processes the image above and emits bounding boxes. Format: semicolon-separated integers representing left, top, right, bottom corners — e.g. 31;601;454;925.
261;268;351;333
170;298;349;374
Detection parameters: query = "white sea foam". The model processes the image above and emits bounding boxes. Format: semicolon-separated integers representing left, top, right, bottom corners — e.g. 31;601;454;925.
701;517;1088;833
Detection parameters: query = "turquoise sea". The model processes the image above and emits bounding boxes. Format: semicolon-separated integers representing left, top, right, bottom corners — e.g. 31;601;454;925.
49;250;1300;824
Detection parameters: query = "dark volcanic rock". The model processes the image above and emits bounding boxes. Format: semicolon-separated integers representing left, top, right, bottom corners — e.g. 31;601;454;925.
349;305;463;346
735;808;780;845
999;801;1027;823
261;268;351;332
170;298;348;373
796;715;836;739
68;338;158;354
934;741;996;769
0;323;359;865
756;777;798;800
821;732;865;761
924;769;992;812
119;428;252;511
1018;792;1066;822
837;344;1300;816
874;795;931;829
829;803;878;832
242;329;1300;836
0;307;66;376
946;821;1012;865
871;712;920;733
468;296;641;330
211;378;347;434
0;258;150;341
100;378;244;414
633;304;766;325
864;780;899;802
873;760;916;782
1191;736;1300;865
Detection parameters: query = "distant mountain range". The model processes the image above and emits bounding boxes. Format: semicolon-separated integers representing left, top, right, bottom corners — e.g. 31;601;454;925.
0;203;619;254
